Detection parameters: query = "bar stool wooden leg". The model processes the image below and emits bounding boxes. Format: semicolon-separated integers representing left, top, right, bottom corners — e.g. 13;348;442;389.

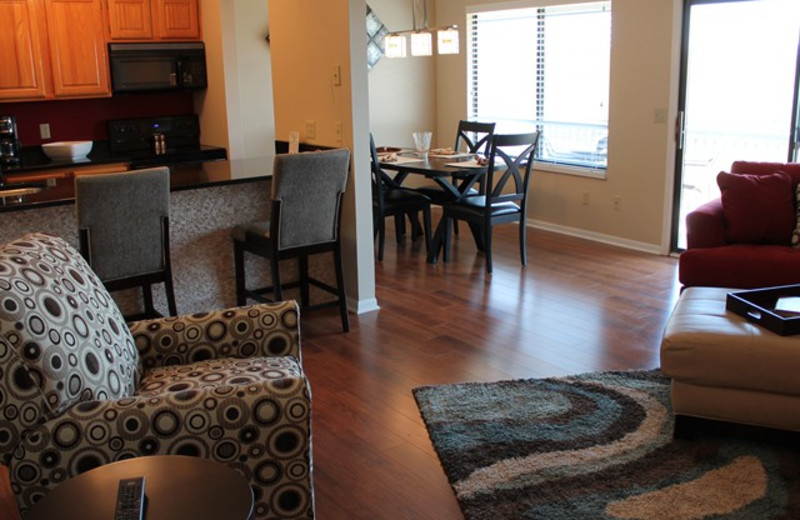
270;255;282;301
143;285;157;317
299;255;310;308
234;240;247;306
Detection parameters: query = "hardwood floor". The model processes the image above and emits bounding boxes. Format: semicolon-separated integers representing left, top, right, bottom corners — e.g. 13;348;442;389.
301;221;680;519
0;221;679;520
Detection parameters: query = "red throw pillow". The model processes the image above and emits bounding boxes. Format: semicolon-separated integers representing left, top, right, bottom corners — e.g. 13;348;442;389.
717;170;795;245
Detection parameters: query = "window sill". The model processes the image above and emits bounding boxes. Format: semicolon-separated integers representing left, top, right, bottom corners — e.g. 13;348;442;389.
534;161;607;180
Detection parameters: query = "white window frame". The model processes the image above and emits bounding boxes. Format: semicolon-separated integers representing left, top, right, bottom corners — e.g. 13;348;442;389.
467;0;611;179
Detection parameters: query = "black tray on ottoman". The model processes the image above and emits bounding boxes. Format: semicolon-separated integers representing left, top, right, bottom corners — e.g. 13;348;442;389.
726;284;800;336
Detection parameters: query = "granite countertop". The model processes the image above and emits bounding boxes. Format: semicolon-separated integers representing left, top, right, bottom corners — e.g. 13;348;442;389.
3;140;228;173
0;154;275;213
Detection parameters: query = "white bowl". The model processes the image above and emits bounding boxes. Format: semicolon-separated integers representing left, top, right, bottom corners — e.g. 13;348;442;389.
42;141;93;161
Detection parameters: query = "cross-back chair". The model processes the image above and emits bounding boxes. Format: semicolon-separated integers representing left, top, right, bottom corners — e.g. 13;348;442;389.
370;134;432;261
442;131;540;273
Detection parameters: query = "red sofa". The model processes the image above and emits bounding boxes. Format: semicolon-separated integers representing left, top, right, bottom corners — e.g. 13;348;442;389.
679;161;800;288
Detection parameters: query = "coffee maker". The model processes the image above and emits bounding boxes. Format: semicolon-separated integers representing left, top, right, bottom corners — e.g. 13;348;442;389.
0;116;21;166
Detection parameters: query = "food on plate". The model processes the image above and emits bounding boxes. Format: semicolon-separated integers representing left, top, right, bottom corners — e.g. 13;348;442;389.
382;153;398;162
431;147;457;155
376;146;402;154
475;156;490;166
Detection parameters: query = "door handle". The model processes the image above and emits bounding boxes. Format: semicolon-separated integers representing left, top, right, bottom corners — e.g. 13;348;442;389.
676;111;686;150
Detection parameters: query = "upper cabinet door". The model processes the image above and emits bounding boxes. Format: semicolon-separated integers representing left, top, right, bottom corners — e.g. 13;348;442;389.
153;0;200;40
44;0;110;97
0;0;50;100
107;0;153;40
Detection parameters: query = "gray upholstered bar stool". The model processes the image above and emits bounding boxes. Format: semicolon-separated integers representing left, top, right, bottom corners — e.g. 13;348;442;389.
232;148;350;332
75;167;177;320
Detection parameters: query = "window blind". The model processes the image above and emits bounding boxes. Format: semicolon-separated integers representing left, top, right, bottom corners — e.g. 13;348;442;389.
468;1;611;170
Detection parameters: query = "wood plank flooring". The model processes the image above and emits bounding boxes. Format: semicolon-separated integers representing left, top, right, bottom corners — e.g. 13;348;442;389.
0;221;680;520
301;221;680;519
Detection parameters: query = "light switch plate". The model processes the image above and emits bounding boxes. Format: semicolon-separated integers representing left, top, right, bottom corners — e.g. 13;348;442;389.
39;123;51;139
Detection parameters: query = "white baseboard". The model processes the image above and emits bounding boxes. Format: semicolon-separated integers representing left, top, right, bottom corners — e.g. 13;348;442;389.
348;296;380;315
527;219;663;255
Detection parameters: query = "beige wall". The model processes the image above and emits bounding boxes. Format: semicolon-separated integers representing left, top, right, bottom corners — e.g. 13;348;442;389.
196;0;230;150
269;0;378;313
424;0;682;251
197;0;275;159
367;1;438;150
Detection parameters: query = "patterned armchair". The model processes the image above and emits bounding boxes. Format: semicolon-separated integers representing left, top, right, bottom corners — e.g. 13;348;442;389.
0;233;313;519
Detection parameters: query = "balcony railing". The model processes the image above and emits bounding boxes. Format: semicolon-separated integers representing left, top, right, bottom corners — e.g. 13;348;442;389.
480;117;608;169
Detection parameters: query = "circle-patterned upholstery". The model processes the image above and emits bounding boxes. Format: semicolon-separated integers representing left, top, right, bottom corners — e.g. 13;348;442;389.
2;256;313;520
13;355;312;519
0;233;138;462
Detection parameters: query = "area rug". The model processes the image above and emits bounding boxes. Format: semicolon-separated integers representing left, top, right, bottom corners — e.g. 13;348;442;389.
413;370;800;519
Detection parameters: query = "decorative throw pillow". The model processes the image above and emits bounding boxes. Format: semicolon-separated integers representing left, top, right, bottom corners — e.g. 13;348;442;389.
0;233;139;418
717;171;795;245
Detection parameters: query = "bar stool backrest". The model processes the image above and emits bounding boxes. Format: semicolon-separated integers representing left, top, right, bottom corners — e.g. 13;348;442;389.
76;167;170;281
271;149;350;250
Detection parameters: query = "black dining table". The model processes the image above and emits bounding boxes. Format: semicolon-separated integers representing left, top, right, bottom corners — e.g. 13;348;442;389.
378;151;488;263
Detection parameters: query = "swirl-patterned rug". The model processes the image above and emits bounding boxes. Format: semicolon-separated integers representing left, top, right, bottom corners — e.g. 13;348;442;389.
413;370;800;520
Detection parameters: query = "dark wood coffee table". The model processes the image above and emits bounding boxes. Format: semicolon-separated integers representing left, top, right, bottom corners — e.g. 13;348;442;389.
28;455;253;520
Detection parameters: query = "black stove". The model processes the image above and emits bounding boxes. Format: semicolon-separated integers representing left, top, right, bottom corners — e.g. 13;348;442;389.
108;114;201;153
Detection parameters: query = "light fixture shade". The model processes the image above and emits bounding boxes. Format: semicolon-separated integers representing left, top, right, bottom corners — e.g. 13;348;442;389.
384;34;407;58
437;27;459;55
410;31;433;57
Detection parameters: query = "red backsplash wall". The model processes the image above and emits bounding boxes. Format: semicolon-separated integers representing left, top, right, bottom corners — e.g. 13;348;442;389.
0;92;195;146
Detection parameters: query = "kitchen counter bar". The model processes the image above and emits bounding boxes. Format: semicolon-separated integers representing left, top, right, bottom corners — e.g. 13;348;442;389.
5;140;228;173
0;155;275;212
0;154;286;314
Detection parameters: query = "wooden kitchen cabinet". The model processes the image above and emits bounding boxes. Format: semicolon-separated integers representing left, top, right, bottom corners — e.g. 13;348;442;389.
106;0;153;39
0;0;110;102
153;0;200;39
107;0;200;41
0;0;50;101
45;0;110;97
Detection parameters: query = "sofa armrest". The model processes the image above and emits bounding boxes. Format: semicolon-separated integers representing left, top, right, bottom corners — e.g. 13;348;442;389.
685;198;727;249
129;301;301;371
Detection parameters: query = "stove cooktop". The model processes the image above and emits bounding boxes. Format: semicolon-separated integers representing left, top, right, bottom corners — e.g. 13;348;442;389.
108;114;200;153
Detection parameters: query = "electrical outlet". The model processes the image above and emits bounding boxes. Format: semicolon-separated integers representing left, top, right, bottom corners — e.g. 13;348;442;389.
653;108;667;124
334;121;343;143
305;120;316;140
612;196;622;211
582;191;590;206
331;64;342;86
39;123;51;139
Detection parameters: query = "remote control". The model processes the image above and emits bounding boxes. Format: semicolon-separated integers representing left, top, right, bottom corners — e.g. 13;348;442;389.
114;476;146;520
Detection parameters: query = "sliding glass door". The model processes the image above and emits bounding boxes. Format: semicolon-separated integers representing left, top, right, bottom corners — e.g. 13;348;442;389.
672;0;800;250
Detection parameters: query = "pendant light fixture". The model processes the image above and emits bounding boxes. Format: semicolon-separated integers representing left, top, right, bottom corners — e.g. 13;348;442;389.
384;0;459;58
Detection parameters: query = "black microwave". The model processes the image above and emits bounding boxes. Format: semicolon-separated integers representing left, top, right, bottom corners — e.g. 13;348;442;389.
109;42;207;94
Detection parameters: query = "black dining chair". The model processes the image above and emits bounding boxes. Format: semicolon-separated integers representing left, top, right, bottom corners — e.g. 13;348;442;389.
75;167;177;321
416;120;496;233
370;134;432;261
441;131;540;274
232;148;351;332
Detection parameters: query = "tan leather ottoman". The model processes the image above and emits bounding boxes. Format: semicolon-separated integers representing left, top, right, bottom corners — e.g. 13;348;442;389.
661;286;800;432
